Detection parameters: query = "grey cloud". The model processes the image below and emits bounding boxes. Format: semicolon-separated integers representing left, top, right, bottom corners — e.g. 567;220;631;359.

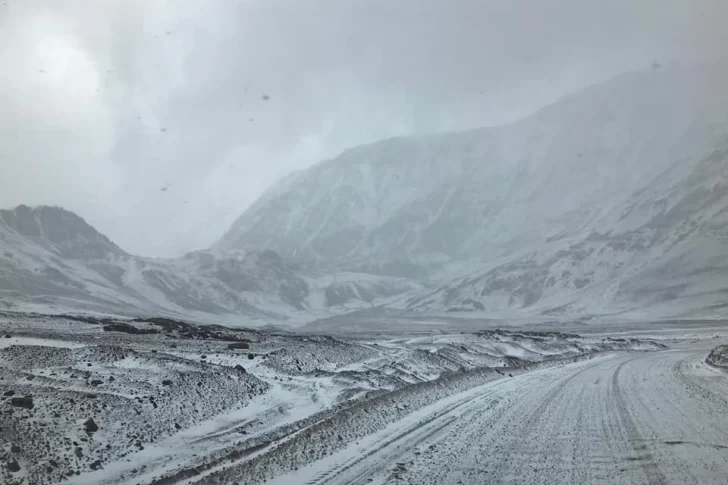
1;0;726;256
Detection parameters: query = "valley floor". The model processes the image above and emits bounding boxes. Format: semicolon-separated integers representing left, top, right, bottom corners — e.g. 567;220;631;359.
1;312;726;485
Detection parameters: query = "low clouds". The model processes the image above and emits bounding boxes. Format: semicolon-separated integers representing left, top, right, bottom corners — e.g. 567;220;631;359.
1;0;726;256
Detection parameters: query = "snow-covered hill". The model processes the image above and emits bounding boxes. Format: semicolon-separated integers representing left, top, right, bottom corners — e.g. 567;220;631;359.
213;65;728;320
394;135;728;318
0;206;419;324
4;65;728;324
216;66;728;279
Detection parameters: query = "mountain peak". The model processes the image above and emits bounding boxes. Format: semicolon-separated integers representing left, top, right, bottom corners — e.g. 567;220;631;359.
0;204;126;259
214;66;728;276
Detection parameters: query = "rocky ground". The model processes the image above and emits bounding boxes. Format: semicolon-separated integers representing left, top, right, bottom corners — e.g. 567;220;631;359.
706;344;728;369
0;311;665;485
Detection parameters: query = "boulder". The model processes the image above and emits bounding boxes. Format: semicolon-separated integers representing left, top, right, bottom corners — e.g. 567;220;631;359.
84;418;98;433
10;396;33;409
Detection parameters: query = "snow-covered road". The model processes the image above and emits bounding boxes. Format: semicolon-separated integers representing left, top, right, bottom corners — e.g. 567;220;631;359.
269;343;728;485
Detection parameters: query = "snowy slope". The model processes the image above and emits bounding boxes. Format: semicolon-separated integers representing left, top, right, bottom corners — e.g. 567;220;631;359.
0;206;420;324
397;136;728;318
4;66;728;324
213;65;728;319
216;66;728;280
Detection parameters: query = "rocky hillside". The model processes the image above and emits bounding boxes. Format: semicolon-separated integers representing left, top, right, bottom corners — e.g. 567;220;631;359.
0;206;419;324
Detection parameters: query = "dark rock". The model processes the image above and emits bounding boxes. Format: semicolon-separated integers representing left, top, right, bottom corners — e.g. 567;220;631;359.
162;380;173;386
234;365;247;373
108;376;115;382
90;460;102;471
84;418;98;433
10;395;33;409
90;380;103;387
248;353;255;360
200;355;207;359
3;390;14;397
49;460;58;468
227;342;250;350
74;447;83;458
4;334;10;338
102;323;159;335
7;460;20;472
10;444;21;453
26;375;35;381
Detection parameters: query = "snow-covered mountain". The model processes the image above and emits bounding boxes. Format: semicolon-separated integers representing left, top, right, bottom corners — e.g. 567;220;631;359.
4;65;728;324
0;205;419;324
217;65;728;319
217;66;728;278
397;136;728;319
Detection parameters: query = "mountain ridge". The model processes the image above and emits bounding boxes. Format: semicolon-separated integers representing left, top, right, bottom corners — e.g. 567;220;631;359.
0;204;418;324
216;66;728;272
4;65;728;325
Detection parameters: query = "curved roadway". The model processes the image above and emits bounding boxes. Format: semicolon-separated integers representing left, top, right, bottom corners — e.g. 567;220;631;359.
270;342;728;485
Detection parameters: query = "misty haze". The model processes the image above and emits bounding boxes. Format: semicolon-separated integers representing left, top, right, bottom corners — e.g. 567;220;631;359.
1;2;728;485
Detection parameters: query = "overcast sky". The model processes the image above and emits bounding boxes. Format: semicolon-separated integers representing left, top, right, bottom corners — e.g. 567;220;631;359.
1;0;726;257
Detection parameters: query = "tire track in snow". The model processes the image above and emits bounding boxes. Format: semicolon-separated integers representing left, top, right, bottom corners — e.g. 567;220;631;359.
290;344;728;485
610;358;667;485
303;381;510;485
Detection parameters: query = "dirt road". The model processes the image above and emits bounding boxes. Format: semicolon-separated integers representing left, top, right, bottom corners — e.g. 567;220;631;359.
269;343;728;485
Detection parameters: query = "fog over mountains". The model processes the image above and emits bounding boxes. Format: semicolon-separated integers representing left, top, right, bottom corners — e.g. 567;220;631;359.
3;66;728;326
